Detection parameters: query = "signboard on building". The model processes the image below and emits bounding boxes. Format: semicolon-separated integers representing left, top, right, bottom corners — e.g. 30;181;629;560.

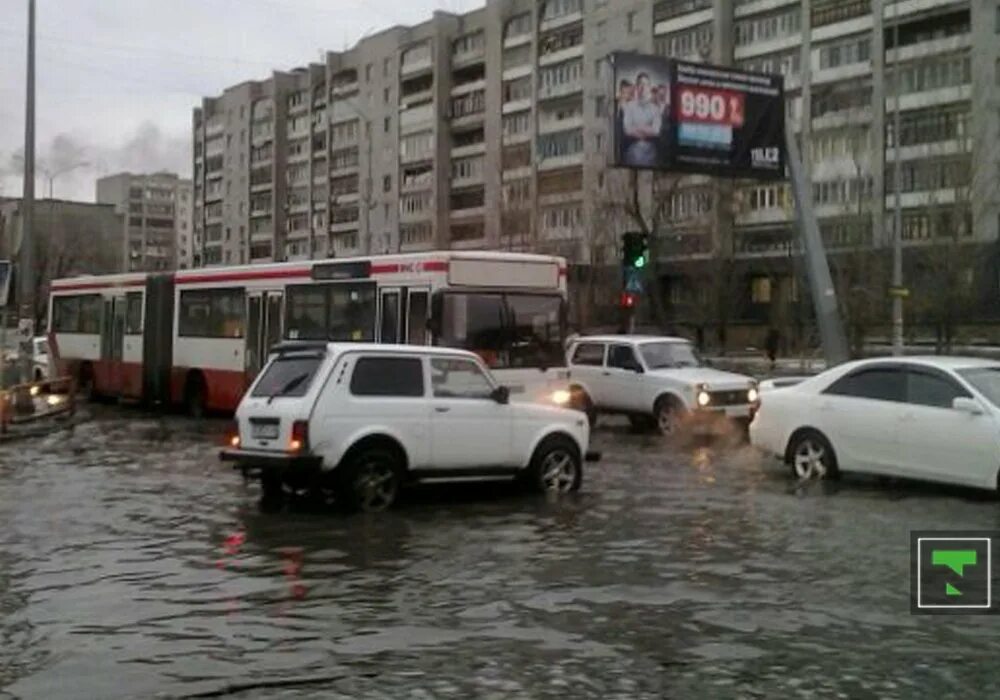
609;53;786;180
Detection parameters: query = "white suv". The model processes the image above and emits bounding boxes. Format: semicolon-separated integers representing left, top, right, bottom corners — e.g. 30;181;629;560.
566;335;759;436
222;342;597;512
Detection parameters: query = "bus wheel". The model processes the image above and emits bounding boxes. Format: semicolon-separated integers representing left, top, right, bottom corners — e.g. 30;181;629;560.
185;374;207;419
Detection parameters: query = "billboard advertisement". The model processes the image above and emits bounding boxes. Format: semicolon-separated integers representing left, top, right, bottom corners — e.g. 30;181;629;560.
610;53;786;180
611;52;673;170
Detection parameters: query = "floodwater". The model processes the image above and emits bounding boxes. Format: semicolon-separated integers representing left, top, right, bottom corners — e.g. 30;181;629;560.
2;408;1000;699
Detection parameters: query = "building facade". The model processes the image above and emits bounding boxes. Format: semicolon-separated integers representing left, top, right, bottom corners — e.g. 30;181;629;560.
190;0;1000;346
96;172;193;272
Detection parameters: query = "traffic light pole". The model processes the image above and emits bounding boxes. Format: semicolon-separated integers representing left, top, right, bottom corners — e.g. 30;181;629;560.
785;122;849;366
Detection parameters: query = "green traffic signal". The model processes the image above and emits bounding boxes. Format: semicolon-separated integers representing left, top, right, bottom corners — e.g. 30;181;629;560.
634;255;646;269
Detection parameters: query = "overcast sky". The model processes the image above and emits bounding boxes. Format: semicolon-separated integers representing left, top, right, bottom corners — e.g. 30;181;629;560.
0;0;483;202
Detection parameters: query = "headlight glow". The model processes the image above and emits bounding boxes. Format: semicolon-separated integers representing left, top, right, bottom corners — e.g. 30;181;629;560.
747;387;759;403
30;385;41;397
45;394;63;406
697;390;711;407
551;389;572;406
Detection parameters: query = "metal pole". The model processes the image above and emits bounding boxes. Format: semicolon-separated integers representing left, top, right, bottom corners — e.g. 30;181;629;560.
18;0;36;383
785;120;850;366
364;119;373;254
890;14;904;356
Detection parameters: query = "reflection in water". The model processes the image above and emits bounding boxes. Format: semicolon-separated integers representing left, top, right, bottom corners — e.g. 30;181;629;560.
1;410;1000;698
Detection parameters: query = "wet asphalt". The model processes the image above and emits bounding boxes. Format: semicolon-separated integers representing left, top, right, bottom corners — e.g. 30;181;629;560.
2;407;1000;699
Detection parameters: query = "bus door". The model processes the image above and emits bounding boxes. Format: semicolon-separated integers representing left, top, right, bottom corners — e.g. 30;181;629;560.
405;287;430;345
246;290;284;382
379;287;403;343
99;296;126;395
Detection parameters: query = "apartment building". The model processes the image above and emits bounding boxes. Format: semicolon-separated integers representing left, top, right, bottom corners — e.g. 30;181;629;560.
190;0;1000;342
96;172;193;272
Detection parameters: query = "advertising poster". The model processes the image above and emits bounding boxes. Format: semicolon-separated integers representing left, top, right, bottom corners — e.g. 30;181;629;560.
610;52;673;171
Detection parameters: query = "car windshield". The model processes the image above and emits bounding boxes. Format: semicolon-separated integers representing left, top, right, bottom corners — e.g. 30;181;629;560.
250;354;324;398
639;341;702;369
957;367;1000;407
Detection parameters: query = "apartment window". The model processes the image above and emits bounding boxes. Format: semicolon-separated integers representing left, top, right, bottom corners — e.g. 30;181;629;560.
450;90;485;118
288;90;306;109
401;42;431;67
750;277;772;304
594;95;606;118
452;31;485;57
742;184;787;212
539;24;583;57
503;177;532;205
818;35;871;70
654;24;713;57
811;81;872;118
400;222;433;246
383;57;391;77
596;21;606;42
450;220;485;242
538;58;583;91
449;187;485;210
812;0;870;28
250;192;272;214
384;116;391;133
331;146;360;170
812;176;873;205
738;49;800;79
451;155;484;180
331;119;360;144
886;104;970;148
884;156;970;193
249;217;272;235
384;87;390;103
401;163;434;190
537;128;584;159
654;0;712;22
400;131;434;160
330;173;359;197
239;105;246;119
887;54;972;96
330;205;359;225
503;77;532;103
627;11;638;34
540;204;582;235
595;133;604;152
735;8;800;46
541;0;582;22
286;163;309;184
453;127;485;148
400;192;432;215
365;63;373;81
503;44;531;69
504;12;532;40
383;175;392;192
288;138;308;157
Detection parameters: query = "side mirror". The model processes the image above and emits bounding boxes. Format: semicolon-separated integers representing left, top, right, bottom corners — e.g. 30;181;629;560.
492;385;510;404
953;397;984;415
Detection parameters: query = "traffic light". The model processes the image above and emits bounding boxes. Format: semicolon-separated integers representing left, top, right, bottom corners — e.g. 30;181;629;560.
622;232;649;270
620;291;637;309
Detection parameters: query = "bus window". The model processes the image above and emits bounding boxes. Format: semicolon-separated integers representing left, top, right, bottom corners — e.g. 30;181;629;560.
435;292;565;369
125;292;143;335
506;294;564;369
52;294;102;333
286;282;376;342
178;289;246;338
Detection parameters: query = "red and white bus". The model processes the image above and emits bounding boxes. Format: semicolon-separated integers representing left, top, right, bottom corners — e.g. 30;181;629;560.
48;251;570;414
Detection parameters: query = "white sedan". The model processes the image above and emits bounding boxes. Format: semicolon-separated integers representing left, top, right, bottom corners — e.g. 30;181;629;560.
749;357;1000;491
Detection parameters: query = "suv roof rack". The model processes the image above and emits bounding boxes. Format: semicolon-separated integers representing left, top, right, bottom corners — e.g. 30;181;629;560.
269;340;329;355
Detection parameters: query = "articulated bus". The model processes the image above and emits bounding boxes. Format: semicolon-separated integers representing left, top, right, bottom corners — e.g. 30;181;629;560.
48;251;570;414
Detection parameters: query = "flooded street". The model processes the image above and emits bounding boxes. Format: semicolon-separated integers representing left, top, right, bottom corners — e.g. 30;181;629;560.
3;408;1000;699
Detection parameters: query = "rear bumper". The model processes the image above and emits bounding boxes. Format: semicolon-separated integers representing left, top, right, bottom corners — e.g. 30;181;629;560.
219;448;322;477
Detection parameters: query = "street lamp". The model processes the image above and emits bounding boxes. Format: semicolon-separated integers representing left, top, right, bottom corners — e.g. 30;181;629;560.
10;156;90;199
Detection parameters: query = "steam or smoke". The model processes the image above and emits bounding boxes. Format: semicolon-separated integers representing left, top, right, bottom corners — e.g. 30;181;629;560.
1;121;190;201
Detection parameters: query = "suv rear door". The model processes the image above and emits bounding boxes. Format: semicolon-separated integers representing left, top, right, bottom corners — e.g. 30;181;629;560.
240;348;328;452
569;342;607;404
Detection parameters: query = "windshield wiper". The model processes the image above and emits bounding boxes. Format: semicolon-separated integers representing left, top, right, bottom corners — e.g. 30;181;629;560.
267;373;309;404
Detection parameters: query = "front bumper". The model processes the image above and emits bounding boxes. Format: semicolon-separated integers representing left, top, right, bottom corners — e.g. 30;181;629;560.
219;448;322;478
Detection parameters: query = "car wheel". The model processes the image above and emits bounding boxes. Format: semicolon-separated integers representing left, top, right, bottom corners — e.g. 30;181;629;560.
788;430;839;480
341;447;403;513
530;437;582;494
654;397;683;438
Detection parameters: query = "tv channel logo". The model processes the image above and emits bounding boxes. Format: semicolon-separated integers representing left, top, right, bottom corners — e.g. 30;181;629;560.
911;531;994;614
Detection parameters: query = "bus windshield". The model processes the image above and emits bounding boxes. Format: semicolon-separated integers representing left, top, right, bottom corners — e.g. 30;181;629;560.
436;292;565;369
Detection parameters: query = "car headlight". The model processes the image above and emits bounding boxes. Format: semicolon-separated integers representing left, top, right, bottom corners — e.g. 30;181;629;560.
45;394;64;407
747;387;759;403
696;389;711;407
551;389;572;406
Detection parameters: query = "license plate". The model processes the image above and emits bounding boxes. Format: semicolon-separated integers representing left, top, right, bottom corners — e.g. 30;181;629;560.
251;423;279;439
725;406;751;418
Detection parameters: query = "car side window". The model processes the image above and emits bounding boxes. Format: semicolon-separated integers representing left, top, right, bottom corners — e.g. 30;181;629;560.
608;344;640;370
823;367;904;402
571;343;605;366
349;356;425;397
906;368;971;408
431;357;494;399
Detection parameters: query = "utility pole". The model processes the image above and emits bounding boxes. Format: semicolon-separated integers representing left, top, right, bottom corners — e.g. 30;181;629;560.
890;12;904;356
18;0;37;383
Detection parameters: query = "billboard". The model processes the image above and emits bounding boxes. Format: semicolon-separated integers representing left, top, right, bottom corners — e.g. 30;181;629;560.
610;53;786;180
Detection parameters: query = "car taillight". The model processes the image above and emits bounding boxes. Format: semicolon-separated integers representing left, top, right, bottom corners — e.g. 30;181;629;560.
289;420;309;453
224;421;241;449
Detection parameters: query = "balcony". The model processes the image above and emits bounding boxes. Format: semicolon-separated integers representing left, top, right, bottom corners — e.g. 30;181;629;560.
538;152;584;171
400;103;435;134
539;9;582;33
538;114;583;135
537;80;582;101
330;69;360;97
538;44;583;67
401;46;433;76
205;117;224;136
